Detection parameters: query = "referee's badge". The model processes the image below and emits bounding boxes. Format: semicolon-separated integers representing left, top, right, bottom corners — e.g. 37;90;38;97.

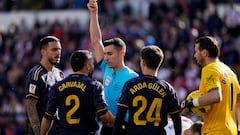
29;83;36;94
105;76;111;86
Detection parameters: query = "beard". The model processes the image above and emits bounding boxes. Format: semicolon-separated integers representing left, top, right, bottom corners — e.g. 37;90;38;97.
194;58;203;68
49;57;60;65
50;61;59;65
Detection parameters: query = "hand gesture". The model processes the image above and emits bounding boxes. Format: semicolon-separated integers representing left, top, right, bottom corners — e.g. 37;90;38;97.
87;0;98;13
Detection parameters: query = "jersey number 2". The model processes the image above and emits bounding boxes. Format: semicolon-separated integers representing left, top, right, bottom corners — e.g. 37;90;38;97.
133;95;162;126
66;95;80;124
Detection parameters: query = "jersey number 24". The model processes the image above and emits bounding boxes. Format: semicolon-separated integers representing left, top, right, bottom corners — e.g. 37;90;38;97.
133;95;162;126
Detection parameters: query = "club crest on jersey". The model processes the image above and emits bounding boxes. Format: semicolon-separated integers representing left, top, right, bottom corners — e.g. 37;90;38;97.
105;76;112;86
29;83;36;94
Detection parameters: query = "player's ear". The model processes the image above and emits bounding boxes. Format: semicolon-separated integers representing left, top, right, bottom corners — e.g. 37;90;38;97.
41;49;45;56
201;49;208;57
120;50;125;57
86;63;90;71
141;59;146;66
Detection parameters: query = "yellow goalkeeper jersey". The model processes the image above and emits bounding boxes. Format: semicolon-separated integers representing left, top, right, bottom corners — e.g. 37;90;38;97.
199;61;240;135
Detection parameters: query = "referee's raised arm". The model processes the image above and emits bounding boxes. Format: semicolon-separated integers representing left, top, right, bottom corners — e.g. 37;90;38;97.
88;0;104;63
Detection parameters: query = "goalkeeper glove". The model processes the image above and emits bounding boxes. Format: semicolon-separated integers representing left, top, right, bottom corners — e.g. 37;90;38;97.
181;98;199;115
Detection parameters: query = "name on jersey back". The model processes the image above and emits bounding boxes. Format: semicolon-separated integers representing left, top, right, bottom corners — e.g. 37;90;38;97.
130;82;166;97
58;81;86;92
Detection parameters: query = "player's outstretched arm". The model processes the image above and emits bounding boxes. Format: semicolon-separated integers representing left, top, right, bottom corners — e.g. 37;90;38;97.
88;0;104;63
40;117;52;135
26;98;40;135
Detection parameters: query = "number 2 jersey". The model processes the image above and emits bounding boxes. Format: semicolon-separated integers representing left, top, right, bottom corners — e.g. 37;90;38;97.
44;74;108;134
116;75;181;135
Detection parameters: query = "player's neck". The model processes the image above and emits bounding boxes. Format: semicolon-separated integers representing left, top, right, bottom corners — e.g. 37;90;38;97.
204;57;219;67
142;69;157;77
74;71;88;76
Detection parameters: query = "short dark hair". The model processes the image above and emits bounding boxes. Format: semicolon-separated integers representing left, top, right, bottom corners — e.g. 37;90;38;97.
103;37;126;51
140;45;164;70
70;50;93;72
39;36;60;50
190;121;203;134
195;36;220;58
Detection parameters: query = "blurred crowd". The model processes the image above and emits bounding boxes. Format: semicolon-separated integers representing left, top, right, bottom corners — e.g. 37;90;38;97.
0;0;240;134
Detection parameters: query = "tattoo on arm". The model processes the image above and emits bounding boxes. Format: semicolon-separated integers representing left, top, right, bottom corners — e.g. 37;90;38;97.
26;98;40;135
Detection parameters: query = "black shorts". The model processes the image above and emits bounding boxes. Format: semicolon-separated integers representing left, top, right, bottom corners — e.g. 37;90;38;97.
101;121;128;135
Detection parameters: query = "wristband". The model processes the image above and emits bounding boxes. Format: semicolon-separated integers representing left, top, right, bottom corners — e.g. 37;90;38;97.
192;98;199;107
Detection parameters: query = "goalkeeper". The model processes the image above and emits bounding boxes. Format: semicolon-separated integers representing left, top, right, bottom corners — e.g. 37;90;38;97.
181;36;240;135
